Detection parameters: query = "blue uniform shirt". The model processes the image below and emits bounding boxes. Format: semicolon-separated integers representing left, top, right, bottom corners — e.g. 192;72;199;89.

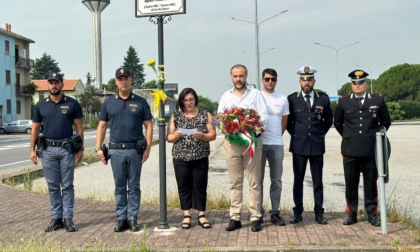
99;92;153;143
33;95;83;140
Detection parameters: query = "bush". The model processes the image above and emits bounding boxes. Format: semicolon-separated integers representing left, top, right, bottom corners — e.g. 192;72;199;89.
387;102;405;121
88;117;99;129
398;100;420;119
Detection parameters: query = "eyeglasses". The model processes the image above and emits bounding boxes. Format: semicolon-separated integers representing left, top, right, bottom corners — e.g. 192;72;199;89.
263;77;277;82
183;98;195;103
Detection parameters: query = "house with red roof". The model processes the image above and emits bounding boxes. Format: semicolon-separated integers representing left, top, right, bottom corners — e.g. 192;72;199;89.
32;79;85;104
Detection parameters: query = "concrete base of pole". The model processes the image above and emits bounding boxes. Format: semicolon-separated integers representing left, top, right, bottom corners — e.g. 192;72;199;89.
153;226;178;232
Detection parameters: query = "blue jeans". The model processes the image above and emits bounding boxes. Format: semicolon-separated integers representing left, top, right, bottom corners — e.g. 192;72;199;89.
109;149;142;221
260;145;284;215
42;146;75;219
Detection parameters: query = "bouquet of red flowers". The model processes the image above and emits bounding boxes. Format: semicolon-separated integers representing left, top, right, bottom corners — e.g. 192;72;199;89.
216;107;265;158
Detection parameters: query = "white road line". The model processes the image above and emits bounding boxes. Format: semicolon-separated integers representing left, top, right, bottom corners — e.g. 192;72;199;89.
0;160;31;167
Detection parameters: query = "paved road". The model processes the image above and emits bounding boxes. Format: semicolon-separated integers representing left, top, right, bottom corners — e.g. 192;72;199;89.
0;125;160;174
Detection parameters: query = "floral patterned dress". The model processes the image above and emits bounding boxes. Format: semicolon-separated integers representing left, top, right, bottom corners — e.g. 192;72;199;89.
172;109;210;161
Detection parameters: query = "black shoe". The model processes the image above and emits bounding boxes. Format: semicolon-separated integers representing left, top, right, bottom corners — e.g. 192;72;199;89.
225;219;242;231
63;218;77;232
250;220;262;232
315;214;328;225
198;215;211;229
343;215;358;225
289;215;302;224
114;220;129;232
368;216;381;227
270;214;286;226
44;218;64;232
128;220;141;232
259;215;264;224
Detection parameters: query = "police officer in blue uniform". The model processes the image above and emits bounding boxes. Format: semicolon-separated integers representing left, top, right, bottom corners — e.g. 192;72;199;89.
30;72;84;232
287;66;333;225
334;69;391;227
96;68;153;232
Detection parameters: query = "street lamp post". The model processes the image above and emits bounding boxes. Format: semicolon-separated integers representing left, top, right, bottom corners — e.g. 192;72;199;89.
355;64;387;93
314;41;361;95
232;2;288;90
82;0;110;89
241;47;275;87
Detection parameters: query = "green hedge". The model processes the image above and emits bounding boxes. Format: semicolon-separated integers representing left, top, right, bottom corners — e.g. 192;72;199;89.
398;100;420;119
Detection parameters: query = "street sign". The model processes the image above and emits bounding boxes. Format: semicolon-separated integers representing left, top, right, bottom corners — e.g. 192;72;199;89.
135;0;186;17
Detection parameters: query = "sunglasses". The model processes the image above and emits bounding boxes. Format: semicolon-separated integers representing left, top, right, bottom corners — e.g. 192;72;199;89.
263;77;277;82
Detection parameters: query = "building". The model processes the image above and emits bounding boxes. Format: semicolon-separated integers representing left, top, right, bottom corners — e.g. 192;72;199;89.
0;23;35;125
32;79;86;104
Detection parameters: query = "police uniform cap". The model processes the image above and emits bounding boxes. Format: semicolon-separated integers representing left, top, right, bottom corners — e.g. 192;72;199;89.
348;69;369;84
115;67;131;78
47;72;63;83
297;65;317;80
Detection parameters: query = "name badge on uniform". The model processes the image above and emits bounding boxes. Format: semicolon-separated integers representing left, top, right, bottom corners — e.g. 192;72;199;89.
61;105;69;114
129;103;138;112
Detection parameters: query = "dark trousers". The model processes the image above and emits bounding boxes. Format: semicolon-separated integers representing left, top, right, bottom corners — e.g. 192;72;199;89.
292;153;324;215
173;157;209;211
343;155;378;217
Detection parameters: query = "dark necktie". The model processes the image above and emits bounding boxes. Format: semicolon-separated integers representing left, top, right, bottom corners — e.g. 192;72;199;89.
357;97;364;108
305;94;311;109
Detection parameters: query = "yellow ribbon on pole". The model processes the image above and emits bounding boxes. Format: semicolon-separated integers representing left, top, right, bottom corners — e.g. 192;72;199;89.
150;89;167;119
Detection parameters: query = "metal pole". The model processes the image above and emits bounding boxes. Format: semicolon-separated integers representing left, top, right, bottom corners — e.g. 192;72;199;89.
157;15;169;229
371;72;373;93
376;131;388;235
336;50;339;95
93;11;103;89
254;0;260;89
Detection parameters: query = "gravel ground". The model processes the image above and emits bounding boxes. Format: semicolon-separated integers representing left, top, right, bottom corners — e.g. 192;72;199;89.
31;123;420;223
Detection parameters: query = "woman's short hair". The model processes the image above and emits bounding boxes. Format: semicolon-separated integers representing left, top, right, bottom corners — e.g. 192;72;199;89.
178;87;199;112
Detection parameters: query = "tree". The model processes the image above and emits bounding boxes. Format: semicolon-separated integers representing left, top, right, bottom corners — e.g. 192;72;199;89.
142;80;158;90
104;78;118;93
76;72;101;121
375;64;420;102
31;52;62;79
122;46;145;89
197;95;218;115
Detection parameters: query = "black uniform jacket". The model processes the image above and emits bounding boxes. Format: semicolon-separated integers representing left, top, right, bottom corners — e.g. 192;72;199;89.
287;90;333;156
334;93;391;157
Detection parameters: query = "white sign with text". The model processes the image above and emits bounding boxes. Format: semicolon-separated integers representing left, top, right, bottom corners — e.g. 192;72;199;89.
136;0;186;17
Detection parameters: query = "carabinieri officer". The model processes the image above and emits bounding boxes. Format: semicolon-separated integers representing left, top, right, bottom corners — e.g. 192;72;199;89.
287;66;333;225
334;69;391;227
30;72;84;232
96;67;153;232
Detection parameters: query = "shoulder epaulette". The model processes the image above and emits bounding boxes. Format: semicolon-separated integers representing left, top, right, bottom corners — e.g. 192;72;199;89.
288;91;299;97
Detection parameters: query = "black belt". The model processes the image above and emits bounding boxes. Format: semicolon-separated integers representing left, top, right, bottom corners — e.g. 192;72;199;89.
109;142;137;149
46;139;69;147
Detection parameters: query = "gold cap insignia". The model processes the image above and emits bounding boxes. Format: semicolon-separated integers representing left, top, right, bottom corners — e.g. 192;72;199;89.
53;73;56;77
120;69;124;73
304;66;310;74
355;70;364;79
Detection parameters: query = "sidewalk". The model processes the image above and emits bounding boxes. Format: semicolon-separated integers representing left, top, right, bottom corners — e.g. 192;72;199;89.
1;125;419;251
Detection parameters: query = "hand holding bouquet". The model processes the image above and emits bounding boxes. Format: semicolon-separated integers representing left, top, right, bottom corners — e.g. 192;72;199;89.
216;107;264;158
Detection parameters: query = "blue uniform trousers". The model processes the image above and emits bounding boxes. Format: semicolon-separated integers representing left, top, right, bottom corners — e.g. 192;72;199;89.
41;146;75;219
292;153;324;216
109;149;142;222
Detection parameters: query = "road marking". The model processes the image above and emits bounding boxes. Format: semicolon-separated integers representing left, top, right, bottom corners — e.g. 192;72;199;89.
0;160;31;167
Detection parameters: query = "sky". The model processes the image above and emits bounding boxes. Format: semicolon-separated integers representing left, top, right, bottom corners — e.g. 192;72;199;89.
2;0;419;101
